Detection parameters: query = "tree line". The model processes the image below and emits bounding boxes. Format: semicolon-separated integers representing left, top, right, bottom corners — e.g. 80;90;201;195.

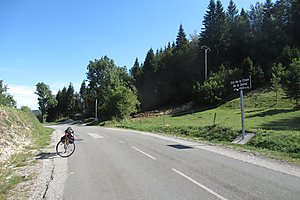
0;80;16;107
35;0;300;122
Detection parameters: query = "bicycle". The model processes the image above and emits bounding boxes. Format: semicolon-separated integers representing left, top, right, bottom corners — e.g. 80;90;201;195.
56;127;75;157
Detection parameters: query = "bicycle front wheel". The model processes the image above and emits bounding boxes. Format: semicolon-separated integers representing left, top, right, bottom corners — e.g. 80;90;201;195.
56;140;75;157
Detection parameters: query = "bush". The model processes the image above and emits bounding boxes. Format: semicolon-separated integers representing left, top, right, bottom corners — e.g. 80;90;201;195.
192;66;241;106
248;131;300;159
105;86;140;120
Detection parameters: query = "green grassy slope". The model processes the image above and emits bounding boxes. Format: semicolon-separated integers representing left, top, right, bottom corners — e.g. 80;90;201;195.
106;87;300;163
0;106;53;200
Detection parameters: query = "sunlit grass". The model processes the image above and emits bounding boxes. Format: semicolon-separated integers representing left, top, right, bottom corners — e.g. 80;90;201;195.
106;89;300;163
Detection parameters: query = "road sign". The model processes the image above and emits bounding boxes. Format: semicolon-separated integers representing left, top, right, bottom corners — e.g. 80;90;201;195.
230;76;252;139
230;76;252;91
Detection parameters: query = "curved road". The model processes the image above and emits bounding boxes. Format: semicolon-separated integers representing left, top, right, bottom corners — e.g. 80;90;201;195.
49;125;300;200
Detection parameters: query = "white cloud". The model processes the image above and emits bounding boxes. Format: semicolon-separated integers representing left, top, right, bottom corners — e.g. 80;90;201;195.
7;85;38;110
7;82;81;110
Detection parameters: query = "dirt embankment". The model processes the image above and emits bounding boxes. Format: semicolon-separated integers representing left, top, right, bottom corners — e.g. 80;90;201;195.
133;102;194;119
0;107;33;162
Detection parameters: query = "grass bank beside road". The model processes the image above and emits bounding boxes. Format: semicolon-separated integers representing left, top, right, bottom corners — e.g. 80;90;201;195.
0;106;53;200
106;88;300;165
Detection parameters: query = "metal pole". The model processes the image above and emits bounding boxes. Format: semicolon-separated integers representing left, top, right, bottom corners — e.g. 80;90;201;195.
201;46;210;80
95;99;98;121
240;89;245;139
213;113;217;127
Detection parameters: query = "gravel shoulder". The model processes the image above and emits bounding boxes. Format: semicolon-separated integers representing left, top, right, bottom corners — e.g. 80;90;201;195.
28;127;67;200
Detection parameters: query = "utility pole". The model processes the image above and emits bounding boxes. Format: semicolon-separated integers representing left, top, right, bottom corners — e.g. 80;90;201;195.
95;99;98;122
201;46;210;80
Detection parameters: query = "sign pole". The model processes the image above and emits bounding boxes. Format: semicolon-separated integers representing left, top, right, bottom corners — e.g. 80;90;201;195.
95;99;98;122
240;89;245;139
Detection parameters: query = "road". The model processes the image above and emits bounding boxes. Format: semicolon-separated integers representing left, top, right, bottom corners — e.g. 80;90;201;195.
49;125;300;200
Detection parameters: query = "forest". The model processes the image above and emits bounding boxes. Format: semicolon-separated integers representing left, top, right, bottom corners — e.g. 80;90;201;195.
31;0;300;122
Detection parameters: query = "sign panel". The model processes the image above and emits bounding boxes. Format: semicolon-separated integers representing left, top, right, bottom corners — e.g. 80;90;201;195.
230;76;252;91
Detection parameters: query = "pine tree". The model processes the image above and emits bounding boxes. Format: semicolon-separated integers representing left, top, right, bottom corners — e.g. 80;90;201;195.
284;58;300;107
175;24;188;51
140;48;159;110
143;48;156;74
249;2;264;32
225;0;240;67
130;58;142;83
226;0;239;24
67;83;76;117
271;63;284;103
289;0;300;46
200;0;226;71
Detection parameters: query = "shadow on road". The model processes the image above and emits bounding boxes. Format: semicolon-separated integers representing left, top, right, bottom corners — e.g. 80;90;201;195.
167;144;193;149
35;152;58;160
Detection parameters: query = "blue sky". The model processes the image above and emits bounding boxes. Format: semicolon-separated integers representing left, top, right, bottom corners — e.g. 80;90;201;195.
0;0;264;109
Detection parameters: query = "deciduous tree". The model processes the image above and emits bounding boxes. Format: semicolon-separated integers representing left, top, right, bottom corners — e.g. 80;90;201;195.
35;82;57;122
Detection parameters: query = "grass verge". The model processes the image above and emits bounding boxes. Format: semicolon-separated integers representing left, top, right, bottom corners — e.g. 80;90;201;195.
0;107;53;200
106;89;300;165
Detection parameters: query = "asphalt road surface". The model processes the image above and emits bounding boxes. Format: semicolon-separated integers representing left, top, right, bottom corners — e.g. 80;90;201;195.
50;125;300;200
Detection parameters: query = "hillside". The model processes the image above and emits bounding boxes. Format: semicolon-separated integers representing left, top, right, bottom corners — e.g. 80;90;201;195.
106;87;300;163
0;106;52;200
0;107;46;161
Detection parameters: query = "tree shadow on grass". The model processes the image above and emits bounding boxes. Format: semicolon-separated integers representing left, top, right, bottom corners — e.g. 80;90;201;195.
246;109;294;118
257;116;300;131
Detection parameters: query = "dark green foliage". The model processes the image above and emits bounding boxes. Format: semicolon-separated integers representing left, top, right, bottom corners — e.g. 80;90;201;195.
139;48;159;111
200;0;227;71
283;58;300;106
289;0;300;46
45;0;300;120
276;46;300;67
242;57;264;88
193;66;241;105
132;0;300;112
35;82;57;122
134;24;199;111
47;83;81;121
105;85;139;119
86;56;139;120
175;24;189;51
271;63;284;103
0;80;16;108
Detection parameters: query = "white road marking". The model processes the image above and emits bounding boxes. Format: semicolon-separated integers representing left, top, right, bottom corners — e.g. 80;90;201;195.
119;140;125;144
172;168;228;200
132;147;156;160
88;133;104;139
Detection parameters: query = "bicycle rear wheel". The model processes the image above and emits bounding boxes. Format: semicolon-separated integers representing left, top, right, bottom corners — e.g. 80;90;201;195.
56;140;75;157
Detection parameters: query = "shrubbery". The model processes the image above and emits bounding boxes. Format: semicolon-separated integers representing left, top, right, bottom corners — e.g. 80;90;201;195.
249;131;300;159
192;66;241;106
